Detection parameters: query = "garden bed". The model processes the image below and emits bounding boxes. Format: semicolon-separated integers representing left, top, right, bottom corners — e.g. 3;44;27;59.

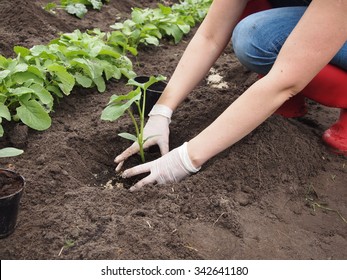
0;0;346;259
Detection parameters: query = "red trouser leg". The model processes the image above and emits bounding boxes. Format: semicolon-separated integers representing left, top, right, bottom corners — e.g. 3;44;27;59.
301;65;347;108
301;65;347;155
274;94;308;118
275;65;347;118
239;0;272;20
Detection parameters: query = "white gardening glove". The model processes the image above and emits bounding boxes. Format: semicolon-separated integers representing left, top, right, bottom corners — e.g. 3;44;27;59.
115;104;172;172
122;142;201;192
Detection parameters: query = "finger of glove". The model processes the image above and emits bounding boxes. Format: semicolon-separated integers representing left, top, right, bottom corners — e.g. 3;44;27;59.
122;162;152;179
158;139;169;155
114;142;139;164
115;161;124;173
129;174;157;192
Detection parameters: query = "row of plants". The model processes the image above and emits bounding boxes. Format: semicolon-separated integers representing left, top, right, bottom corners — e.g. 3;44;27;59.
0;0;212;157
110;0;212;48
44;0;110;18
0;29;135;134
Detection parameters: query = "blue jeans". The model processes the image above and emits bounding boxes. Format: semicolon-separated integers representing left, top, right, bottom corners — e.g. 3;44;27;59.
232;7;347;75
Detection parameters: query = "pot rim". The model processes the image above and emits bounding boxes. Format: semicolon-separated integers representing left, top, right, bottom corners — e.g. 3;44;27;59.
0;168;25;199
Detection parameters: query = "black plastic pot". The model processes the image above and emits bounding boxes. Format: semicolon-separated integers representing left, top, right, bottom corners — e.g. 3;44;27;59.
131;76;167;116
0;168;25;238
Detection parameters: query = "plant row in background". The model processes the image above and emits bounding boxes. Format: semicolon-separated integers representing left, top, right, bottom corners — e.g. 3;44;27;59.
0;0;212;140
45;0;110;18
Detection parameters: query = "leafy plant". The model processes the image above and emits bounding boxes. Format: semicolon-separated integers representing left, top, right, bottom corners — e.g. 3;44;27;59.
0;53;53;133
44;0;110;18
110;3;194;48
0;29;136;135
0;0;213;137
172;0;212;23
101;75;166;162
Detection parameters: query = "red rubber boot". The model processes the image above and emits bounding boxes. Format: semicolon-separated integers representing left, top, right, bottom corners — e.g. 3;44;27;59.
322;109;347;155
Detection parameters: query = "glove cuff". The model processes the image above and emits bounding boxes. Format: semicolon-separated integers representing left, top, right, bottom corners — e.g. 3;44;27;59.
179;142;201;173
148;104;173;120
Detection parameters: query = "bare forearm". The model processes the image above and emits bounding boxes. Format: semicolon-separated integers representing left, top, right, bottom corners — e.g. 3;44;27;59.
157;0;249;111
187;77;286;167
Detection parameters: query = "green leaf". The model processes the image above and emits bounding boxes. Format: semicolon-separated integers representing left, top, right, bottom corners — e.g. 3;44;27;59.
160;25;184;44
74;72;93;88
66;4;88;18
13;63;28;73
47;85;63;98
0;104;11;121
144;36;159;46
16;99;51;131
178;23;191;34
127;75;166;91
28;66;46;80
10;87;35;96
12;71;43;85
98;47;122;59
0;55;9;68
132;10;146;24
101;88;141;121
90;0;103;10
71;58;103;80
0;70;10;80
0;147;24;158
47;64;75;95
93;76;106;92
30;45;49;56
118;132;138;142
30;84;54;106
120;68;136;79
14;46;31;57
110;23;124;30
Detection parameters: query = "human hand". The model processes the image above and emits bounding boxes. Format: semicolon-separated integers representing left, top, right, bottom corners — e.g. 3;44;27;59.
114;104;172;172
122;142;201;192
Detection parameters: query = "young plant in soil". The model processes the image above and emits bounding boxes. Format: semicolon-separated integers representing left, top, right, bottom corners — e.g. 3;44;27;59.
101;75;166;163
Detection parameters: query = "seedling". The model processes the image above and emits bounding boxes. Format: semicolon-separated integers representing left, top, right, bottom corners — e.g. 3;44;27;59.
101;75;166;163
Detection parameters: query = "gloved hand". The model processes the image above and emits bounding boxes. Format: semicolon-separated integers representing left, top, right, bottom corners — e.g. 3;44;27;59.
115;104;173;172
122;142;201;191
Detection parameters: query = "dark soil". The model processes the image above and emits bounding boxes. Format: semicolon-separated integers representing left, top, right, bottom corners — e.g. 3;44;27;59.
0;0;346;260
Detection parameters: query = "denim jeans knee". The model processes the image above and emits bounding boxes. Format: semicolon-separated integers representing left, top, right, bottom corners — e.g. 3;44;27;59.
231;6;347;74
232;7;306;75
